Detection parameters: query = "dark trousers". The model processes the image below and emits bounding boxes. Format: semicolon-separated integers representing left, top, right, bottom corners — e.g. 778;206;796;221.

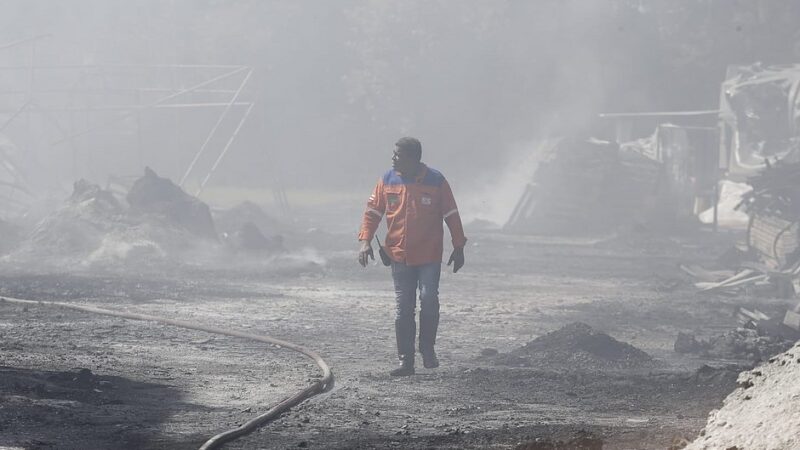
391;261;441;361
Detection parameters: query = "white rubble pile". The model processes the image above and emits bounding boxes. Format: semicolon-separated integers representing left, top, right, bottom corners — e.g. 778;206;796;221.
686;342;800;450
6;173;221;268
2;169;318;272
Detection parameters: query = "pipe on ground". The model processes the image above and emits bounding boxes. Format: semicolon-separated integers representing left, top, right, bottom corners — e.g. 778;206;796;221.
0;296;334;450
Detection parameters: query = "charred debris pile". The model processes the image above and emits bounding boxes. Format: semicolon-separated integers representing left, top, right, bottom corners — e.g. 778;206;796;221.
683;159;800;294
503;138;659;235
680;159;800;361
2;168;284;267
481;322;653;370
739;159;800;272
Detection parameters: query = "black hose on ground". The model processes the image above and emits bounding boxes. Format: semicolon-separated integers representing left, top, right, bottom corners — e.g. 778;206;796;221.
0;296;334;450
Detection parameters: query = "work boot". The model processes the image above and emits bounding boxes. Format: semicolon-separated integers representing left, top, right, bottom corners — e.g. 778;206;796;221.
390;357;415;377
419;309;439;360
395;317;415;359
419;308;439;369
421;349;439;369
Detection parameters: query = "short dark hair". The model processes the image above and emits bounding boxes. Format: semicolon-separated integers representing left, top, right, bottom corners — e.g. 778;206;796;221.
395;137;422;161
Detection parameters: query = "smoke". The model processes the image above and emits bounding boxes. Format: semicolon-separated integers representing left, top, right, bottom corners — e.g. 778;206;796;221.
460;139;560;227
2;1;623;194
0;1;758;229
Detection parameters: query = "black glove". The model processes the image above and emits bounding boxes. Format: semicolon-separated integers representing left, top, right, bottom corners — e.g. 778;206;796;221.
447;247;465;273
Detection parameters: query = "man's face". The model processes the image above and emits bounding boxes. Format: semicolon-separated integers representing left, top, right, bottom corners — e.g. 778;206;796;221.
392;146;417;174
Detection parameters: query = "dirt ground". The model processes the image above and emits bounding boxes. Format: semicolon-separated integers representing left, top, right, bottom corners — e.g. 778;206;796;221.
0;226;792;449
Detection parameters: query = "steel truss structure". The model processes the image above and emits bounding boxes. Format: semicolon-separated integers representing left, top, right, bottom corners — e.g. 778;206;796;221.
0;34;255;217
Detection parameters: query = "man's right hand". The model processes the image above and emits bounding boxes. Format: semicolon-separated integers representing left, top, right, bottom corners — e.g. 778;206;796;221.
358;240;374;267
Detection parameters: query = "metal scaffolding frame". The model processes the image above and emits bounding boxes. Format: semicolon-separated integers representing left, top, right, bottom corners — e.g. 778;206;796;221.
0;35;256;216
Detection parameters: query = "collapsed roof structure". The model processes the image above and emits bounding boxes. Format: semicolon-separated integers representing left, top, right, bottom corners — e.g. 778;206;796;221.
507;63;800;238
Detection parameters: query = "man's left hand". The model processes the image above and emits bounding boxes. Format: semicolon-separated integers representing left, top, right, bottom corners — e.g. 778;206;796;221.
447;247;465;273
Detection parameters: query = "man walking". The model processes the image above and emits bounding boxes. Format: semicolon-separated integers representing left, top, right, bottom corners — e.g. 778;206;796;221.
358;137;467;376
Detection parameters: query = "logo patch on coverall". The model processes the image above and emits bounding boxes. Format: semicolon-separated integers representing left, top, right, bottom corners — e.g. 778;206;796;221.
421;196;432;206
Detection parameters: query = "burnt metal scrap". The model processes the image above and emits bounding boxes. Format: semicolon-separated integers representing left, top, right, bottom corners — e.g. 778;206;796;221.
738;159;800;219
674;326;795;362
678;68;800;347
677;65;800;296
680;153;800;348
735;161;800;272
594;64;800;233
683;173;800;298
720;63;800;177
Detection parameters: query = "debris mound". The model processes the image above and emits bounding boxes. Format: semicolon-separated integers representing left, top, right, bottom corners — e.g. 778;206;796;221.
683;159;800;298
686;343;800;450
214;201;284;237
690;364;743;387
3;169;318;270
215;202;286;254
674;329;793;361
25;180;123;256
503;137;660;235
514;322;652;362
222;221;284;254
70;179;123;213
9;169;222;267
482;323;653;369
127;167;217;240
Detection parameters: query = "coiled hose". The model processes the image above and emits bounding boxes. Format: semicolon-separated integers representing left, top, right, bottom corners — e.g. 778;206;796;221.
0;296;334;450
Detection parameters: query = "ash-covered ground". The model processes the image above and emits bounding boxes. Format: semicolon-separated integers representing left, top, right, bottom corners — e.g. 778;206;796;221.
1;171;796;449
2;220;790;449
